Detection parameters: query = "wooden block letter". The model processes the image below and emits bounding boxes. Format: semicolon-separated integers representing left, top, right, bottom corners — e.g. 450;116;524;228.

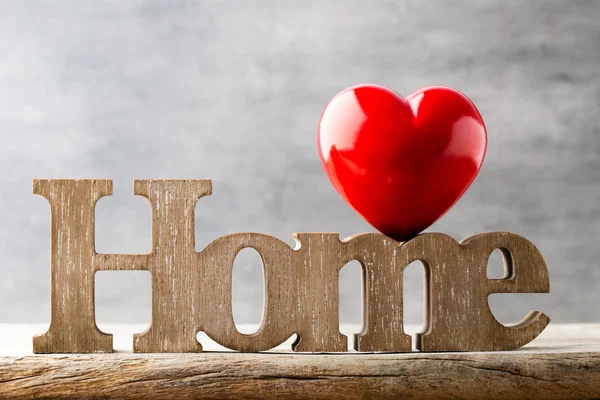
33;179;114;353
199;233;297;352
411;232;550;351
33;179;211;353
292;233;412;352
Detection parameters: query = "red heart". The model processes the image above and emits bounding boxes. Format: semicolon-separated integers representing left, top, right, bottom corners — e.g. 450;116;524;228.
317;84;487;242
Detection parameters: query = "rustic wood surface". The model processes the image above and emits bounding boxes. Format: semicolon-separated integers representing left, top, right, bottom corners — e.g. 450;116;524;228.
1;324;599;399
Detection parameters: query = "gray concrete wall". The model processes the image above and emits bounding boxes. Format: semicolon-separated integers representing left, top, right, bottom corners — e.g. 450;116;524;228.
0;1;598;328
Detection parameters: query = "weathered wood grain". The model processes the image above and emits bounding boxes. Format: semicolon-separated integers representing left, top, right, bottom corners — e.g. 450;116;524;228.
0;347;598;399
4;324;600;399
32;179;115;353
410;232;550;351
33;179;550;354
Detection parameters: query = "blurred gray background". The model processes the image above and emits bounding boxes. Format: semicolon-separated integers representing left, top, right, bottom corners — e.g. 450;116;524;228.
0;1;598;332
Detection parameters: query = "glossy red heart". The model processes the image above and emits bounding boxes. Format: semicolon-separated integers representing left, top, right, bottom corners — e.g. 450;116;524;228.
317;84;487;242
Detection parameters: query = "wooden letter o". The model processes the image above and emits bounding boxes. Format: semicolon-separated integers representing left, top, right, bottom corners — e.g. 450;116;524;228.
200;233;296;352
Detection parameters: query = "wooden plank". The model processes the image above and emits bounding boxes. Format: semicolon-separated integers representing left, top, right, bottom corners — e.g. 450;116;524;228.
0;324;599;399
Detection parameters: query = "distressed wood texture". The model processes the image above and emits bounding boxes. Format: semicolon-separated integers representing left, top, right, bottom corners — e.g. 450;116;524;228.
33;179;550;354
2;324;600;400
